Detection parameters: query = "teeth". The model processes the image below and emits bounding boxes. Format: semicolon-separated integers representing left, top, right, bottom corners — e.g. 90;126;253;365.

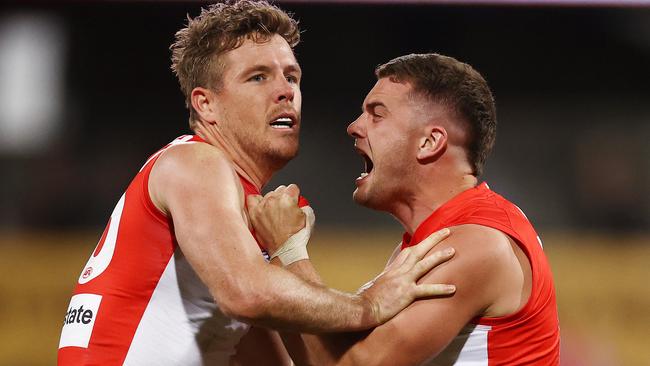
271;117;293;129
356;172;369;180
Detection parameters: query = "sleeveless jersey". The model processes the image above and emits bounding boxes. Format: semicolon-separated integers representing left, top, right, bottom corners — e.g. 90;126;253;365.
58;135;307;365
401;183;560;366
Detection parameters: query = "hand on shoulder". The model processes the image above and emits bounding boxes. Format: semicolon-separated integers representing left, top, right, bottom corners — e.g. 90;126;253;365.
420;224;530;318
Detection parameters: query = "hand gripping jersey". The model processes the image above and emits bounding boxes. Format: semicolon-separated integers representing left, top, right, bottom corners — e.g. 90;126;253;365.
58;135;308;366
401;183;560;366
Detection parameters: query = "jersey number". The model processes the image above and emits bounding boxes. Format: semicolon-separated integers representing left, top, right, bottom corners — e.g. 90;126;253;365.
78;194;125;284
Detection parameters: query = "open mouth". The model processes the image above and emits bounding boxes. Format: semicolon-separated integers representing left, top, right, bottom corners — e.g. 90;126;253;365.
357;149;374;181
269;115;296;129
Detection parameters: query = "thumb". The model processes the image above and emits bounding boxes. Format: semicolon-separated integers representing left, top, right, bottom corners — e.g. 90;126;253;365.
246;194;262;209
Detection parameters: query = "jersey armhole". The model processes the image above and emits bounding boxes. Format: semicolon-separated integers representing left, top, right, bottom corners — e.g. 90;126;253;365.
465;219;537;327
140;153;169;225
138;139;201;225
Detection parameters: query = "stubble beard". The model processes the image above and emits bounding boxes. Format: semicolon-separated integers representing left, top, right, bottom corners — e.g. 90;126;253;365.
353;156;414;214
352;174;384;211
264;135;299;171
232;125;299;172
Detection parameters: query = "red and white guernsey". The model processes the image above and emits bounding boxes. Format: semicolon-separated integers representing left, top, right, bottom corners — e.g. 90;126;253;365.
401;183;560;366
58;135;305;365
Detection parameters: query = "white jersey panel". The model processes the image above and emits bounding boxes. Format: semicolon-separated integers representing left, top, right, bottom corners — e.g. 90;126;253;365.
425;324;491;366
123;248;250;366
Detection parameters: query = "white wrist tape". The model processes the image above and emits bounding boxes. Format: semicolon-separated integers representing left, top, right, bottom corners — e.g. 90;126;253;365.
271;206;315;266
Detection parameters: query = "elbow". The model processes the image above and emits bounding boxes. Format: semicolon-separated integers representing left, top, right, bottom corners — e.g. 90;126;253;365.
212;281;272;323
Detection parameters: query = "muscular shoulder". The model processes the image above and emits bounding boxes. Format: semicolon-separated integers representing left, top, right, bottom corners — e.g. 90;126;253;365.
155;141;234;179
420;224;526;316
353;226;525;364
449;224;517;269
149;142;244;215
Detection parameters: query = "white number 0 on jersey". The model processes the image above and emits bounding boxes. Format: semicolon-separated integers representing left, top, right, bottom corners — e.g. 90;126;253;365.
78;194;125;284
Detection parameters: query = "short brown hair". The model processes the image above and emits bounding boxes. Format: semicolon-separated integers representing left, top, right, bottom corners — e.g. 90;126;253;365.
376;53;497;177
170;0;300;128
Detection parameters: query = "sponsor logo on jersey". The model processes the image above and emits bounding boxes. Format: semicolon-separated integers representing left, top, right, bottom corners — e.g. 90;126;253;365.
59;294;102;349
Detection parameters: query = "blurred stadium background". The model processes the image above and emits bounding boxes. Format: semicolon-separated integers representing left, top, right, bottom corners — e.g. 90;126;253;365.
0;1;648;365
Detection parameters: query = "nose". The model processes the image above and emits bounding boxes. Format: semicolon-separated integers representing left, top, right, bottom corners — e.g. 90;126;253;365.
275;78;295;104
347;114;365;138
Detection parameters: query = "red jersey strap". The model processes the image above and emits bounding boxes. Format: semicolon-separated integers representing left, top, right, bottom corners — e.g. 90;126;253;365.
402;182;491;249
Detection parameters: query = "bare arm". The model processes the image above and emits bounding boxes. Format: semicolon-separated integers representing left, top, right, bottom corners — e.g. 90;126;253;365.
148;142;450;333
247;185;529;364
230;327;291;366
290;226;528;365
247;185;459;365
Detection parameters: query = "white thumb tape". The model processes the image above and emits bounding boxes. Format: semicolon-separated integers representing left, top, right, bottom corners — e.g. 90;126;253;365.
271;206;315;266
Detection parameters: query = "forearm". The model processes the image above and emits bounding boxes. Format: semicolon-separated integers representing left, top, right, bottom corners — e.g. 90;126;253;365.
272;258;323;285
236;262;378;334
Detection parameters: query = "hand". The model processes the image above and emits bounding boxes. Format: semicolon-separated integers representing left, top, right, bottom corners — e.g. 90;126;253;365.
247;184;307;255
357;228;456;325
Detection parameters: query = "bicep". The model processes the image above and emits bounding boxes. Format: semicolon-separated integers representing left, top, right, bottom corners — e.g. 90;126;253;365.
336;283;480;365
150;145;266;297
337;226;504;365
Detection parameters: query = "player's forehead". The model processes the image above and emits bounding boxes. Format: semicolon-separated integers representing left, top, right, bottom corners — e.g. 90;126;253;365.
221;34;300;76
362;77;413;111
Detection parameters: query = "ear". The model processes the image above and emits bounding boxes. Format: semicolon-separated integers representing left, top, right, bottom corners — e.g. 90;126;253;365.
190;87;219;125
417;126;447;162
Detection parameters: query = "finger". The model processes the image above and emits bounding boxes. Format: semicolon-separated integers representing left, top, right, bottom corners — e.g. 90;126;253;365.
413;283;456;298
286;184;300;198
409;228;451;260
411;247;455;279
274;185;287;193
394;230;449;273
264;190;280;202
277;186;299;206
246;194;263;209
387;246;411;270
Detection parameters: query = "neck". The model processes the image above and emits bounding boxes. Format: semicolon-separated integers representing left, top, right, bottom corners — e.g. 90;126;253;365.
194;123;274;191
392;173;478;235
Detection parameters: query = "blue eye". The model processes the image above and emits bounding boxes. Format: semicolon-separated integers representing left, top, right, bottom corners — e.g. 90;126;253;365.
286;75;298;84
249;74;266;82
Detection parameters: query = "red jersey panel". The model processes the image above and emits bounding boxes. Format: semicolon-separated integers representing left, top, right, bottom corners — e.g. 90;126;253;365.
402;182;560;366
58;135;308;365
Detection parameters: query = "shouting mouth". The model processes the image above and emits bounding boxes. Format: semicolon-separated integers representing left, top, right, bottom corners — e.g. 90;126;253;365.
355;147;374;182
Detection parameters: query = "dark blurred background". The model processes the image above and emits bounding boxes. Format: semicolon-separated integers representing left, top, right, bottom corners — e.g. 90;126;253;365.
1;1;648;232
0;1;648;365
